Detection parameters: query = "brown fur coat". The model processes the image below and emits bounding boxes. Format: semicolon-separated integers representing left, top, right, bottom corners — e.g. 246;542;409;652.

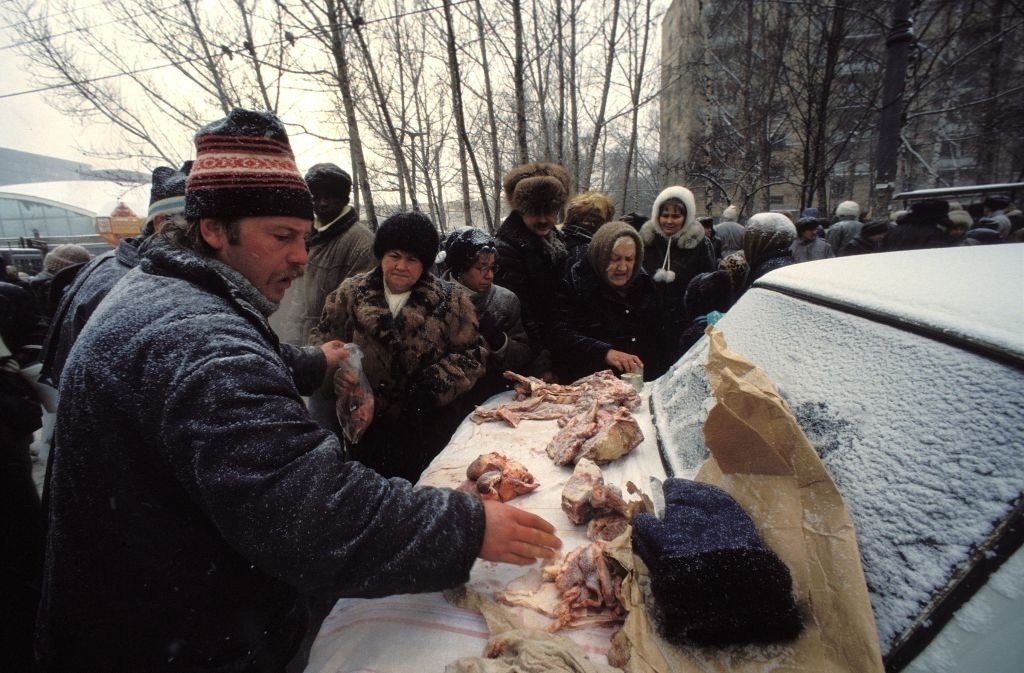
311;267;486;420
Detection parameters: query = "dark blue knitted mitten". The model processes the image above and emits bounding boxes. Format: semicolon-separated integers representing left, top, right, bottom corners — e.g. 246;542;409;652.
632;478;803;646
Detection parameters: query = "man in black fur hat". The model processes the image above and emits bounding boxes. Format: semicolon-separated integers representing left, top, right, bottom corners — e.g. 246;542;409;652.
494;162;572;381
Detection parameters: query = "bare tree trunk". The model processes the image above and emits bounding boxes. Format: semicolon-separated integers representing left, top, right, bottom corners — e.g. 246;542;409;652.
474;0;501;231
337;0;414;214
555;0;566;166
321;0;377;227
512;0;529;164
569;1;581;187
581;0;621;188
620;0;654;210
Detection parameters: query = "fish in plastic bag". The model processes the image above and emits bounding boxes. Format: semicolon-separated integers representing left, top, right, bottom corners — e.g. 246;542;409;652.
333;344;375;444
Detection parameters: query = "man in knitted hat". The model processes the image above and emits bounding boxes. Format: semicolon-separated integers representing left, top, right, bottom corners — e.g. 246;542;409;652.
39;162;193;389
276;162;374;346
826;199;863;252
36;109;560;673
714;203;745;258
494;162;572;381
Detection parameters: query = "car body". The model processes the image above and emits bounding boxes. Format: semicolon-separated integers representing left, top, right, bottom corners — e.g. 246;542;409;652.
652;244;1024;672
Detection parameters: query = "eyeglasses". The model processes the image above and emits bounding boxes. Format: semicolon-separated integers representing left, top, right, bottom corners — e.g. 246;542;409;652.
471;263;499;274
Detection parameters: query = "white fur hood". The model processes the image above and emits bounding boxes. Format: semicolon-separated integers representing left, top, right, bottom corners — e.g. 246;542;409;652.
640;186;704;250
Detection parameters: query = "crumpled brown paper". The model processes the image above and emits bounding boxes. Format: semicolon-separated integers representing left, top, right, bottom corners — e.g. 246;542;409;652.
614;327;884;673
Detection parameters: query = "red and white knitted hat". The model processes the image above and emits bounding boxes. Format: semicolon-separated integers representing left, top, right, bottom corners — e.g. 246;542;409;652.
185;108;313;221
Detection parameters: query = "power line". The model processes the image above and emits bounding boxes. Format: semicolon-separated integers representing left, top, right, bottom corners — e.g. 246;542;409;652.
0;0;476;100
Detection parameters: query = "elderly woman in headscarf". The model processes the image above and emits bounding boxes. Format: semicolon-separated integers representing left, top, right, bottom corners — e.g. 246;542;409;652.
742;212;798;291
550;221;671;383
438;227;532;404
309;212;486;483
639;186;717;346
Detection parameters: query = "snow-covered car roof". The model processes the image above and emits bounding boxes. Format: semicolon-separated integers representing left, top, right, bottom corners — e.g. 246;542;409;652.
753;245;1024;365
652;244;1024;671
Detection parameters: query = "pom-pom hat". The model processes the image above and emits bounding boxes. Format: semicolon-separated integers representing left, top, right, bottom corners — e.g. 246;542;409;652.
185;108;314;221
373;211;440;266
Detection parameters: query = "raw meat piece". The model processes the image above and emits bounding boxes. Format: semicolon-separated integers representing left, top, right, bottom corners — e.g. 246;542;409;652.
541;541;626;632
546;402;643;466
457;452;539;502
561;458;646;525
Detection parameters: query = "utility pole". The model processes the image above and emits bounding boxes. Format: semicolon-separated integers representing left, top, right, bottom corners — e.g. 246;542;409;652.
872;0;915;217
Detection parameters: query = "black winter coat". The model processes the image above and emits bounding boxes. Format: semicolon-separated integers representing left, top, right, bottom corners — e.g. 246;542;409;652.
493;212;567;375
37;239;485;673
549;260;670;382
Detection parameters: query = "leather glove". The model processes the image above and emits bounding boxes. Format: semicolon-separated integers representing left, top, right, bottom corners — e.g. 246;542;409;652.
478;311;506;351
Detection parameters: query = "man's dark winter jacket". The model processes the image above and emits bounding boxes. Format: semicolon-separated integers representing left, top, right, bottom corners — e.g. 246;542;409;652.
549;259;670;383
493;211;567;376
36;239;485;673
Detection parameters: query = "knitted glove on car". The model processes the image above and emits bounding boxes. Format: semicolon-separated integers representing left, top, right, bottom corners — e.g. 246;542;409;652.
631;478;803;646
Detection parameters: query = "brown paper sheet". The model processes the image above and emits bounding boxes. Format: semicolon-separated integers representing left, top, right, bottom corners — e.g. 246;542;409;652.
617;327;884;673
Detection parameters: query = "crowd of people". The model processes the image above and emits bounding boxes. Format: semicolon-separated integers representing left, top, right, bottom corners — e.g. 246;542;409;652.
1;105;1022;671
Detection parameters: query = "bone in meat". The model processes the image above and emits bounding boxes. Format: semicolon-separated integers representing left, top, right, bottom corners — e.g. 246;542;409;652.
561;458;645;525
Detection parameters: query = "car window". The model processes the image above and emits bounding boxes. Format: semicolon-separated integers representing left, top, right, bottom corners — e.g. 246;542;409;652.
652;287;1024;660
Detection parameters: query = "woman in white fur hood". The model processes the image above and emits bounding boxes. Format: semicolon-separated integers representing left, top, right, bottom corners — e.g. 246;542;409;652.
639;186;717;343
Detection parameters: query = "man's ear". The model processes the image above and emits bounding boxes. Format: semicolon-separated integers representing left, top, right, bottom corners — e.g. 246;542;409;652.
199;218;227;251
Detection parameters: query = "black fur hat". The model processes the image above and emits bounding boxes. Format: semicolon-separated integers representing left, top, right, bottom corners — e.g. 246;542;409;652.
684;270;733;318
373;211;440;265
305;163;353;204
502;162;572;215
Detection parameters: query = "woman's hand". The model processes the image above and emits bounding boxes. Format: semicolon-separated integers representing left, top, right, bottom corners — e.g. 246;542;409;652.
479;500;561;565
605;349;643;373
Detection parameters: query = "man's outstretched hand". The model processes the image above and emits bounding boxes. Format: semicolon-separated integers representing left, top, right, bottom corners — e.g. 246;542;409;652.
479;500;562;565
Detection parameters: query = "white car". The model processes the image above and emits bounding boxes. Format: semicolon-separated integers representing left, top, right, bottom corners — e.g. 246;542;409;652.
653;244;1024;672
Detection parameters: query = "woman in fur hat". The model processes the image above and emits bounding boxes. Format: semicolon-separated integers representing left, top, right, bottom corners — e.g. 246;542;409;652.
550;221;671;383
639;186;717;346
494;162;572;381
310;212;487;482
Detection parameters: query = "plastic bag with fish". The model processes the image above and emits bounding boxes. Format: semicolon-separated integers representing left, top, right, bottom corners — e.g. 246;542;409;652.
333;344;375;443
